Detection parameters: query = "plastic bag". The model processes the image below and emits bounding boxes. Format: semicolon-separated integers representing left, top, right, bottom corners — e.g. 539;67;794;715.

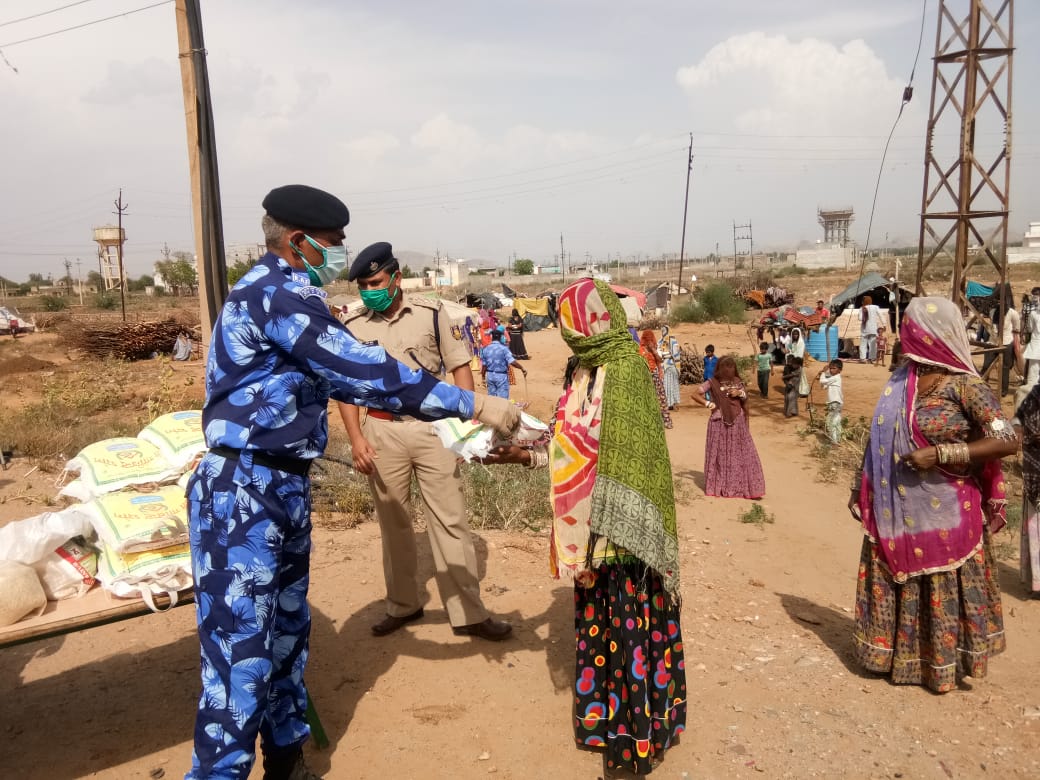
0;507;94;565
32;538;97;600
432;411;548;462
96;542;192;612
0;560;47;626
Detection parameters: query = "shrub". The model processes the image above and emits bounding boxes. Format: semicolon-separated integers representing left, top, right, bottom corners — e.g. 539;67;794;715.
39;295;68;311
739;504;775;525
671;282;745;324
95;293;118;310
774;265;809;277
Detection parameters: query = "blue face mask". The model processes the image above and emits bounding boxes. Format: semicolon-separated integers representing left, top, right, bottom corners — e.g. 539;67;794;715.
293;234;347;287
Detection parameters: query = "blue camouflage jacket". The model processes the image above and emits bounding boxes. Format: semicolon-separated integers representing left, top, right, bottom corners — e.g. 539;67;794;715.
203;252;474;460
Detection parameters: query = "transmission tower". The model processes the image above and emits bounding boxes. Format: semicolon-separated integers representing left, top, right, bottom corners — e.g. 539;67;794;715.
732;221;753;277
914;0;1014;325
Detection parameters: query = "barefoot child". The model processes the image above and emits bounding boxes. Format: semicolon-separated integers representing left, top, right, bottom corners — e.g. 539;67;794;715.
818;359;844;443
875;326;889;367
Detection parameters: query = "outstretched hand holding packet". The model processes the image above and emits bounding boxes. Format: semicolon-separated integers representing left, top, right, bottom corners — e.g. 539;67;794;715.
432;408;548;462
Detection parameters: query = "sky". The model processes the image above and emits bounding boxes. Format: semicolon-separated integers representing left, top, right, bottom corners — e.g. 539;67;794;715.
0;0;1037;281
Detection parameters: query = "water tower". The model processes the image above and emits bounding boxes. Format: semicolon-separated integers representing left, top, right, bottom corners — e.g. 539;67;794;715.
93;224;126;290
818;207;855;246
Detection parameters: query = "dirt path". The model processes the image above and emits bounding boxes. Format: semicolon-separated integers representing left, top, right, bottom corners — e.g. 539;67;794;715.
1;320;1039;779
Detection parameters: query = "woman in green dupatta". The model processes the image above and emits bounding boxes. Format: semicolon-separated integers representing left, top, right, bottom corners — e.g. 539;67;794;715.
485;278;686;775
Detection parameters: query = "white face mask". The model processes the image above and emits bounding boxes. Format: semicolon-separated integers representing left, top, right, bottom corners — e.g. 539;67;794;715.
297;235;348;286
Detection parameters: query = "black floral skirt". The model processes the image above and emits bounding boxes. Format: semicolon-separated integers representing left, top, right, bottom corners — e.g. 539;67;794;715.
573;561;686;774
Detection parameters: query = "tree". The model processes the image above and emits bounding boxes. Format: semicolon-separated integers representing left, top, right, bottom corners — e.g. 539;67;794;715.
27;272;45;285
86;270;104;291
401;265;416;279
155;257;198;296
514;258;534;276
226;259;252;287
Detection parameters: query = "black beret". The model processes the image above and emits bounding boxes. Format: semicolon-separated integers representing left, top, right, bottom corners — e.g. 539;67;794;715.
262;184;350;231
348;241;398;282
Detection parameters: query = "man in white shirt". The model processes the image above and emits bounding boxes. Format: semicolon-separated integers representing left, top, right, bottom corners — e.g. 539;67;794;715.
858;295;882;361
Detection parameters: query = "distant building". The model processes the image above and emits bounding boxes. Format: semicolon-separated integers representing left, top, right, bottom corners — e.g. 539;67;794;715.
1008;221;1040;264
794;206;857;270
226;243;266;266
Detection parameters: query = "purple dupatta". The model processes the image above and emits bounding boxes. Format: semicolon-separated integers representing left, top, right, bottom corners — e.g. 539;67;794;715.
858;363;1002;583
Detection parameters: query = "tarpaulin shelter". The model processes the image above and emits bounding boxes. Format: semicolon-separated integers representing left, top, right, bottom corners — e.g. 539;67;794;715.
829;272;912;315
513;298;550;318
608;284;647;309
465;291;500;309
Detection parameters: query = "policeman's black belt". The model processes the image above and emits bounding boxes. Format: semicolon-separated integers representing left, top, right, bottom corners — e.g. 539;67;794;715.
209;446;313;477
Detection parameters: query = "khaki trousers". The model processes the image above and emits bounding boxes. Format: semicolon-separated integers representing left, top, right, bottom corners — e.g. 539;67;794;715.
361;417;487;627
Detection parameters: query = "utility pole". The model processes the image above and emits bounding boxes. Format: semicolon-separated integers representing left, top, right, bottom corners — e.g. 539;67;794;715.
560;233;566;284
75;257;84;306
676;132;693;306
63;258;73;297
176;0;228;345
114;189;128;321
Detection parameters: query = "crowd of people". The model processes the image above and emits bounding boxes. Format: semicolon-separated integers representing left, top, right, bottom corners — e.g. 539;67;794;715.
182;185;1035;779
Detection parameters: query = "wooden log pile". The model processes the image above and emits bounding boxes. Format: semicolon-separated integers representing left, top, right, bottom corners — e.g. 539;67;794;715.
66;319;192;361
679;342;703;384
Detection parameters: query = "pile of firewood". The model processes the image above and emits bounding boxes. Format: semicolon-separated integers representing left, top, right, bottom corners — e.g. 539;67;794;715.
678;343;703;384
67;319;191;361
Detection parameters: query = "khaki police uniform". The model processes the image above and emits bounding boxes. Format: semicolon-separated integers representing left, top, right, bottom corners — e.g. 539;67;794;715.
342;296;488;627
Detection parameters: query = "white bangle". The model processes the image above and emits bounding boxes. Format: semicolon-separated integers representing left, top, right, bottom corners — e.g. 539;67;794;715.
526;448;548;469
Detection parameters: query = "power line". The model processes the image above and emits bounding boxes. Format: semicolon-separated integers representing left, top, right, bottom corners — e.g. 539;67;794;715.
0;0;172;48
0;0;98;29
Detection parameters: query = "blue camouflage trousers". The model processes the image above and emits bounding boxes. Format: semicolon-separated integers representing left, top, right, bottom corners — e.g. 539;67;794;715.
184;453;312;779
486;370;510;399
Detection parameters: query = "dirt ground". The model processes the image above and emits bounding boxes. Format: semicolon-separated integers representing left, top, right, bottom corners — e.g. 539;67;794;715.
2;284;1040;779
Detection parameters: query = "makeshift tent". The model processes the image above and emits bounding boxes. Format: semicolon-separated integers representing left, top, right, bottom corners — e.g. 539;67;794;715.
829;272;912;314
465;292;500;309
608;284;647;309
618;296;643;326
514;298;549;318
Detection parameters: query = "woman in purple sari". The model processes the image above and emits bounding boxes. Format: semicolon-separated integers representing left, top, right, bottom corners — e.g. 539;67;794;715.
848;297;1018;693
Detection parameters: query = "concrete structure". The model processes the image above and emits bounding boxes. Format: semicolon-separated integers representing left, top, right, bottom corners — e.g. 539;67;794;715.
818;207;854;245
794;244;855;270
93;225;126;291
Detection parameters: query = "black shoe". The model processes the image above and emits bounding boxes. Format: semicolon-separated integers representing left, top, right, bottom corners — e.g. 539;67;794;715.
452;617;513;641
263;748;321;780
371;608;424;636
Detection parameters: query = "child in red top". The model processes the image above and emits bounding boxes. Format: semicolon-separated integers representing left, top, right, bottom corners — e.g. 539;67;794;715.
875;326;889;367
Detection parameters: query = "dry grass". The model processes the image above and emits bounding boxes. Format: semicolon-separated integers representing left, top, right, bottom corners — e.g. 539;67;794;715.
0;357;202;469
310;455;553;533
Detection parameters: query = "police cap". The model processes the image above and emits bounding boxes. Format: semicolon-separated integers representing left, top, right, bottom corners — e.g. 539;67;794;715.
348;241;398;282
262;184;350;231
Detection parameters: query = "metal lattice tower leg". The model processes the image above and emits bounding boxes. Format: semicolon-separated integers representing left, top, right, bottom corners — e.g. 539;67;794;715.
915;0;1014;328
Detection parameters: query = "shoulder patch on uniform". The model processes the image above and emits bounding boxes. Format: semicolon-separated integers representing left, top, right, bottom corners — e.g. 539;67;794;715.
296;285;327;301
411;297;440;311
450;324;463;340
341;308;367;323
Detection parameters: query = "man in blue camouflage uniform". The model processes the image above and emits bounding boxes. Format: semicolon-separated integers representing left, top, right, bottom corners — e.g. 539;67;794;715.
480;325;525;398
185;185;519;780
